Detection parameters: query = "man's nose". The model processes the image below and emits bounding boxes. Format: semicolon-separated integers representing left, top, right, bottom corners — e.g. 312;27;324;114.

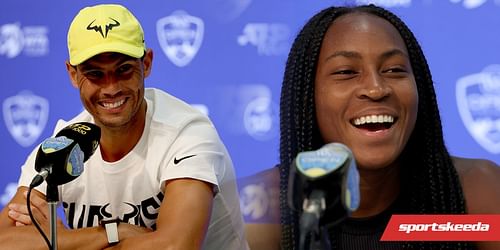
101;75;123;96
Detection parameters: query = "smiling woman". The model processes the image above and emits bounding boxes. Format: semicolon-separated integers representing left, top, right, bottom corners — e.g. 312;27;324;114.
314;12;418;171
245;3;500;250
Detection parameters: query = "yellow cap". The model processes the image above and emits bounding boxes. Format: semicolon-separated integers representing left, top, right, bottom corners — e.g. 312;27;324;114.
67;4;146;65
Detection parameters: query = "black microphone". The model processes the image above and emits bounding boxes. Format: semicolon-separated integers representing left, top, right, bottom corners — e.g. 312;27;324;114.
30;122;101;189
287;143;360;250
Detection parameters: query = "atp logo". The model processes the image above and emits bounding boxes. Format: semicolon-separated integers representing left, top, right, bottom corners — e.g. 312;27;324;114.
456;65;500;154
3;91;49;147
237;23;290;56
156;11;204;67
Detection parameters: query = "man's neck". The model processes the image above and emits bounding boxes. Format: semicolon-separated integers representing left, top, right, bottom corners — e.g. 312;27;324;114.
98;101;147;162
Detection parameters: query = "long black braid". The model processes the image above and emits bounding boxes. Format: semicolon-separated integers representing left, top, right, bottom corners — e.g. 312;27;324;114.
279;4;473;250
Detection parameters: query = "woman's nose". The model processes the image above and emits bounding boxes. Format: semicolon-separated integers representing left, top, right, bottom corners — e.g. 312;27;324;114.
357;73;392;100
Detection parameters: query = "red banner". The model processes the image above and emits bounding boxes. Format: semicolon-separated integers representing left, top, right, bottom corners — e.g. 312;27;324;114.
381;215;500;241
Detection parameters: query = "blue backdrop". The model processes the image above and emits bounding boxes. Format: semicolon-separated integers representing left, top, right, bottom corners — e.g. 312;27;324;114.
1;0;499;212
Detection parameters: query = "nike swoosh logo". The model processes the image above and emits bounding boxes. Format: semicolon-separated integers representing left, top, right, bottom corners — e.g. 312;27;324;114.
173;154;196;165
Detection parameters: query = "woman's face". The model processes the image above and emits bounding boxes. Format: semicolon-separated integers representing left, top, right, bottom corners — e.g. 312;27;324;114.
314;13;418;170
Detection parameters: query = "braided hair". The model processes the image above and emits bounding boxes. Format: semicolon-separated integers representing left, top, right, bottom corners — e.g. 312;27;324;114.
279;4;473;250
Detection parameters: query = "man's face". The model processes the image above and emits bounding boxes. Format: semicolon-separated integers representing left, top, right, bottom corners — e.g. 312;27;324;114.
67;51;152;129
314;13;419;170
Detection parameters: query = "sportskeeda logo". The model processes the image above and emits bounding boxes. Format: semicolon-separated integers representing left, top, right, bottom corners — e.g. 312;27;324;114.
381;215;500;241
399;222;490;234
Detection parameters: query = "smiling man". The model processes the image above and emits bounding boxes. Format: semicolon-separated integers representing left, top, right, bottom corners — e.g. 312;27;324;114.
0;4;249;250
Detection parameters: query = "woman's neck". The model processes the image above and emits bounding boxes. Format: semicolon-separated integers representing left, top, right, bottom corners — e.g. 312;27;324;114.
351;164;400;218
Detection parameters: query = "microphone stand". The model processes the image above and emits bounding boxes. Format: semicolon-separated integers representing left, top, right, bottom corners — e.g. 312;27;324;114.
299;190;331;250
46;183;59;250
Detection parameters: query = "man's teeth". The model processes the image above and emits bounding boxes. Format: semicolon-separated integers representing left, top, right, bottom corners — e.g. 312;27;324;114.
353;115;394;126
102;99;125;109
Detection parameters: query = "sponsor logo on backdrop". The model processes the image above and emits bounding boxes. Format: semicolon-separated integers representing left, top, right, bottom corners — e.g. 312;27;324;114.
450;0;488;9
239;180;280;222
456;65;500;154
0;23;49;58
3;91;49;147
220;84;278;141
0;182;17;206
355;0;411;7
244;96;278;141
237;23;290;56
240;183;268;220
156;11;204;67
237;85;278;141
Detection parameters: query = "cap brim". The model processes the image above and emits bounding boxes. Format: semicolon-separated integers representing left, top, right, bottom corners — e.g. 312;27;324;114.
69;43;144;65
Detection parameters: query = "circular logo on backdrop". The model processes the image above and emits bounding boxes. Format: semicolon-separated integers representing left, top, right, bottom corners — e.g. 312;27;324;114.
0;23;24;58
243;96;278;141
239;183;268;220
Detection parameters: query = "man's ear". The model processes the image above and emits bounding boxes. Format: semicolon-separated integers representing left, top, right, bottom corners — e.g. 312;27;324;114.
142;49;153;78
65;61;79;89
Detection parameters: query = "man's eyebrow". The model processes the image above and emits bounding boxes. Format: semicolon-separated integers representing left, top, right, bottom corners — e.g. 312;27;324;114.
79;56;137;71
79;63;100;72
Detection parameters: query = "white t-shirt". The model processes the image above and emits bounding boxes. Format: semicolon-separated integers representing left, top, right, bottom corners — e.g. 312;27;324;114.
18;88;249;250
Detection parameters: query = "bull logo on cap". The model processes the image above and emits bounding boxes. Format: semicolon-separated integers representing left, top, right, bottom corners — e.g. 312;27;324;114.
2;91;49;147
156;11;204;67
86;18;120;38
456;65;500;154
